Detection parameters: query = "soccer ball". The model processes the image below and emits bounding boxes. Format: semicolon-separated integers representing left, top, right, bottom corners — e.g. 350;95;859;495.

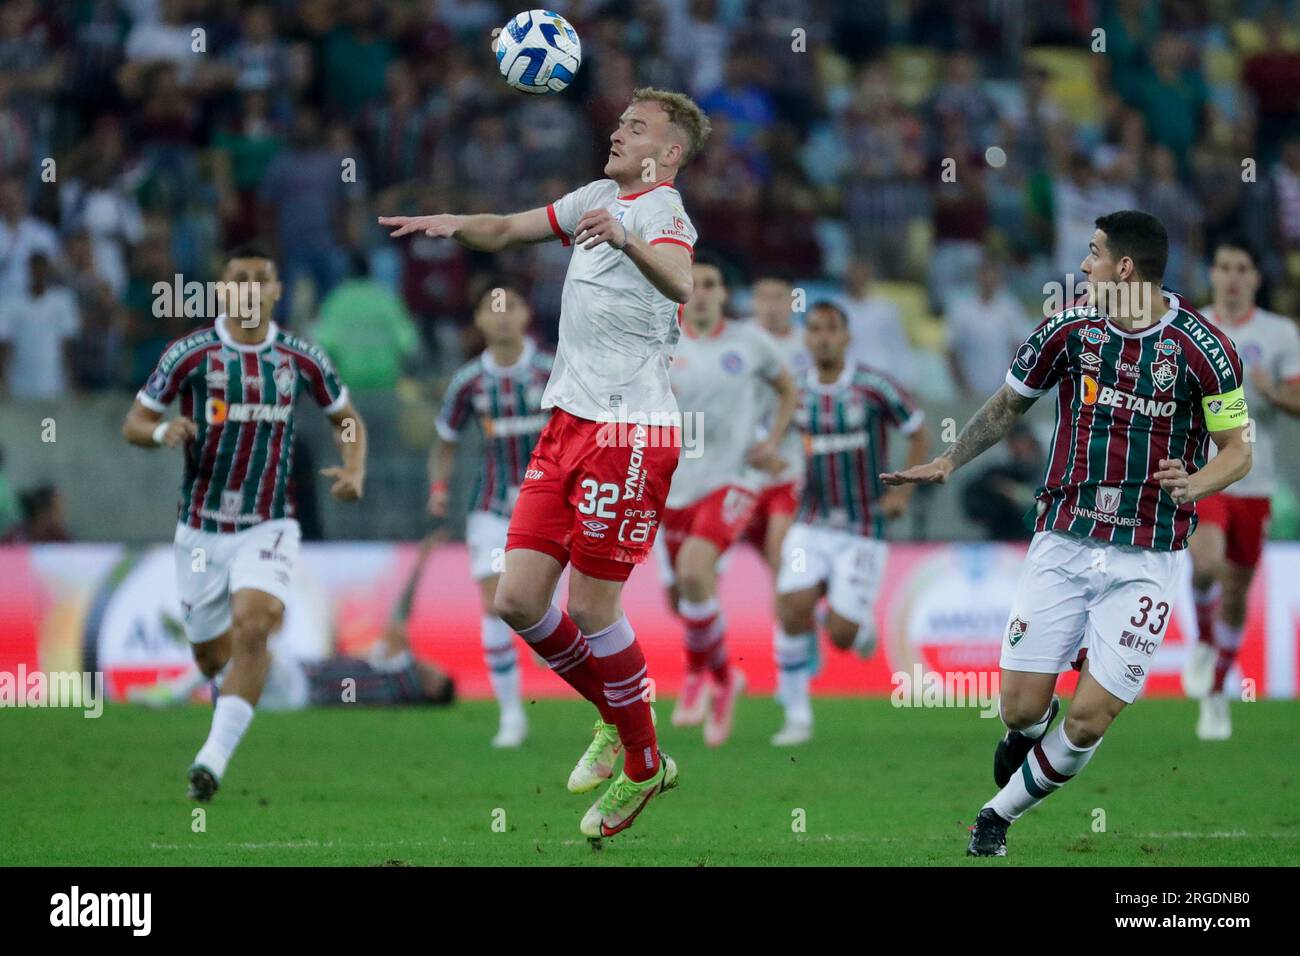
494;9;582;95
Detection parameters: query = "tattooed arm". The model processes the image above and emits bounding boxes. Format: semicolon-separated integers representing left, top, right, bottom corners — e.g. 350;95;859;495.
881;383;1036;485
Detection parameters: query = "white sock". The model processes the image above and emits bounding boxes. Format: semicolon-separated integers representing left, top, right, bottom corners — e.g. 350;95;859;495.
194;695;255;781
774;626;814;724
482;615;522;715
986;723;1099;822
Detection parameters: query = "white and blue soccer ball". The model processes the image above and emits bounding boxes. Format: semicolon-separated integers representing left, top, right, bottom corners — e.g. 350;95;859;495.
494;9;582;95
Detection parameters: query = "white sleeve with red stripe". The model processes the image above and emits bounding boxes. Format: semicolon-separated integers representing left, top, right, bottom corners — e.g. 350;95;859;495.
546;179;612;247
638;188;696;255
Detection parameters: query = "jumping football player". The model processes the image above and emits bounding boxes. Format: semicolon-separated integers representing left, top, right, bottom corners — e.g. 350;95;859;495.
380;87;709;838
884;212;1252;857
122;243;367;801
773;300;929;746
430;283;553;748
656;256;797;746
1184;238;1300;739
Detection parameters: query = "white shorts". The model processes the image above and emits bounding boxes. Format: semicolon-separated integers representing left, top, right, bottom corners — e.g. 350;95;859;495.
173;518;300;643
1001;530;1184;704
776;522;888;624
467;510;510;581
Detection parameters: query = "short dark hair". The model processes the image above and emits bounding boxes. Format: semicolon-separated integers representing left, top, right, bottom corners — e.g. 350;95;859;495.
692;250;727;282
808;298;849;328
226;241;274;263
1094;211;1168;282
1212;235;1261;270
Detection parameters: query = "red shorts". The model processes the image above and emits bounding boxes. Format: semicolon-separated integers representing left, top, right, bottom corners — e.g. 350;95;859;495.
1197;493;1271;568
740;480;800;551
506;409;681;581
660;484;759;568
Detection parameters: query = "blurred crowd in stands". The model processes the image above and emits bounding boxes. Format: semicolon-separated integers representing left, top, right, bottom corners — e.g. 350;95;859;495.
3;0;1300;539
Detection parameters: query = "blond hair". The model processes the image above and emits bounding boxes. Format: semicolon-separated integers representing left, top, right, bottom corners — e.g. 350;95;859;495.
631;87;712;164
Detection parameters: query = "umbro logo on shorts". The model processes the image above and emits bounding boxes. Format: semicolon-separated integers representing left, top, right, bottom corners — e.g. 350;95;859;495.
582;520;608;532
1124;663;1145;683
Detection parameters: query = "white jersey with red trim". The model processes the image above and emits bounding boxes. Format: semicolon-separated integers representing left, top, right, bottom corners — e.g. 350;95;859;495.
544;179;698;423
1202;305;1300;497
666;320;784;509
751;322;811;486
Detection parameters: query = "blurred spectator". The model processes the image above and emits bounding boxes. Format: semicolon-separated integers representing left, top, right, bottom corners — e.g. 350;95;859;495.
1;483;71;544
837;258;916;387
259;107;357;324
664;0;731;97
945;250;1033;398
1242;6;1300;161
1141;145;1203;296
1275;136;1300;256
929;112;989;309
122;227;187;392
321;2;395;115
361;61;442;194
1130;34;1207;169
698;50;777;174
211;91;284;245
0;177;60;300
315;253;419;392
1051;151;1136;284
224;4;306;98
64;231;125;393
960;423;1044;541
0;252;79;400
59;134;145;297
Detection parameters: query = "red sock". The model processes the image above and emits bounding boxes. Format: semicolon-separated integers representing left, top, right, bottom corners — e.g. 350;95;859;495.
1211;619;1244;695
518;607;617;724
589;618;659;782
1194;586;1220;646
709;634;730;683
1212;649;1236;694
680;599;723;675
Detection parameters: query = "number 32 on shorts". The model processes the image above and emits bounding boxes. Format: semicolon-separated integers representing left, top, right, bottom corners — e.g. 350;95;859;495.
1129;595;1170;634
578;477;652;544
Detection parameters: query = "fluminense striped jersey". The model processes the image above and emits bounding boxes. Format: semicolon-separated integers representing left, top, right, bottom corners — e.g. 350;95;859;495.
795;361;924;538
1005;291;1248;551
436;340;553;517
137;316;349;533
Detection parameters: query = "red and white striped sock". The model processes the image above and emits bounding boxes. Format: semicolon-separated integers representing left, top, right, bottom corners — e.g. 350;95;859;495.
587;616;660;782
516;606;615;724
1211;618;1244;695
1193;582;1221;647
679;596;727;679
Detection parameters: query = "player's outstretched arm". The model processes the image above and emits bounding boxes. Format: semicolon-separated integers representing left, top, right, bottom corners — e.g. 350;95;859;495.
880;419;933;516
321;401;367;501
881;383;1033;485
1154;426;1252;505
377;207;555;252
122;399;196;449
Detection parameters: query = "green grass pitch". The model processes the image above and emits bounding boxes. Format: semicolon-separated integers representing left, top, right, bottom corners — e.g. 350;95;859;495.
2;697;1297;866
